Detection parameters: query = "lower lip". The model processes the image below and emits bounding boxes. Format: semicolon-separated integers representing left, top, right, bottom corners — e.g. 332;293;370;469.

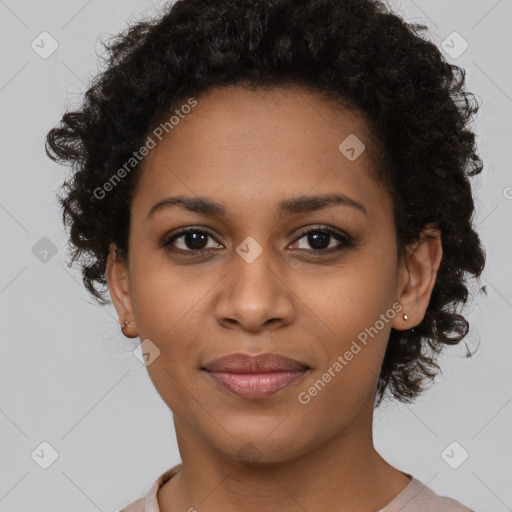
204;370;308;399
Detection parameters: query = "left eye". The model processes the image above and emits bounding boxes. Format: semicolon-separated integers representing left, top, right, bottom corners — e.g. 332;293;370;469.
290;227;353;253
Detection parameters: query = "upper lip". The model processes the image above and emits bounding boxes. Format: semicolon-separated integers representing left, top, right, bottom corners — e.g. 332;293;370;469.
202;353;309;373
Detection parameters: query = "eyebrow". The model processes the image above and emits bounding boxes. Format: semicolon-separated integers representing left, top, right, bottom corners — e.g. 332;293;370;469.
148;193;369;219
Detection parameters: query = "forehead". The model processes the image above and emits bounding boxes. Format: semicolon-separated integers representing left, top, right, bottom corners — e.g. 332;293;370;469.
132;85;391;226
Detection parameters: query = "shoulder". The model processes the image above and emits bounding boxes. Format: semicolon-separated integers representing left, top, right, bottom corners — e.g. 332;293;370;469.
381;476;474;512
119;497;145;512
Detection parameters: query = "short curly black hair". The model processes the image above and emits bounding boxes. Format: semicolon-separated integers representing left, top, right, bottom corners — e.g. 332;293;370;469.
45;0;486;406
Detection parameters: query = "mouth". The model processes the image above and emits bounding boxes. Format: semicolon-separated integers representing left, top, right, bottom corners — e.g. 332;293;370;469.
201;352;310;399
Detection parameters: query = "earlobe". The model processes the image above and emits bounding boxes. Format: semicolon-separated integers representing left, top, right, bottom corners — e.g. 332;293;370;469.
392;225;443;331
106;243;139;338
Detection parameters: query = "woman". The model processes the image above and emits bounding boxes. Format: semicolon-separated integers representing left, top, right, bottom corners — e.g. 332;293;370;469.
45;0;484;510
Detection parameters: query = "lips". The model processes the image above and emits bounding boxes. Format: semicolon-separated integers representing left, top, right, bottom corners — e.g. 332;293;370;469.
202;353;310;399
203;352;309;373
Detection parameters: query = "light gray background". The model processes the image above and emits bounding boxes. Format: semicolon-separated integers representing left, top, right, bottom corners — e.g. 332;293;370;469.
0;0;511;511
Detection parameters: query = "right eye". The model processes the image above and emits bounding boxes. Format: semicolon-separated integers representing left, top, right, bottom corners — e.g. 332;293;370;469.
163;227;224;254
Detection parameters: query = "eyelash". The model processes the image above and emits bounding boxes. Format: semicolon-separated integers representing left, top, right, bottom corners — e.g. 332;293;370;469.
162;225;355;256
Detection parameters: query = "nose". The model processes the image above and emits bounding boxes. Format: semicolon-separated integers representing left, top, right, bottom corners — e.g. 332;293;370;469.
215;250;295;333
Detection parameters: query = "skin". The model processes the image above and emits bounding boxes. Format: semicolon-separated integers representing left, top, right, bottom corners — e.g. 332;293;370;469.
107;85;442;512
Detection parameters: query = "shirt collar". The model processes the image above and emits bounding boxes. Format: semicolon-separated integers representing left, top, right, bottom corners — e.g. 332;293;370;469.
145;463;183;512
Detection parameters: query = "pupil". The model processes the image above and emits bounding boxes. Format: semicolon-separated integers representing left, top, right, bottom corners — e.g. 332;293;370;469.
309;232;329;250
186;232;207;249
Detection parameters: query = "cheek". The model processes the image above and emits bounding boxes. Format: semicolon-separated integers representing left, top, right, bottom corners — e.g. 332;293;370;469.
315;253;396;330
128;256;218;391
308;254;397;380
129;253;213;340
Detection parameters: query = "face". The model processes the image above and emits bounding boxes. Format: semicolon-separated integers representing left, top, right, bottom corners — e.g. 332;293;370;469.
108;85;438;463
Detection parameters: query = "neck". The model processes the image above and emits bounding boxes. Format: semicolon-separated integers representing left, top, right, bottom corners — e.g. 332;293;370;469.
158;395;410;512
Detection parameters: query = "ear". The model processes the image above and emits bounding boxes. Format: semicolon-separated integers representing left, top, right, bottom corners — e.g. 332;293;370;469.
392;224;443;331
106;243;138;338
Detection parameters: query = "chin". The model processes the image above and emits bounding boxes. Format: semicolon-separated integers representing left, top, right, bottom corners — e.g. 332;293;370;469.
206;422;318;465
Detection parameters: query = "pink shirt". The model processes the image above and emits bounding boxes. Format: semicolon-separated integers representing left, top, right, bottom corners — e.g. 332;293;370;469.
119;464;474;512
